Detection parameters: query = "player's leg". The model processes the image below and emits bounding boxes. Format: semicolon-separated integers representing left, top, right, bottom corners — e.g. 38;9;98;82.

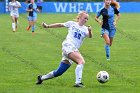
109;29;116;46
15;14;19;30
68;51;85;87
15;17;18;30
36;60;71;84
31;21;35;35
31;17;37;35
26;16;32;31
102;29;110;60
11;16;16;32
110;37;113;46
103;34;110;60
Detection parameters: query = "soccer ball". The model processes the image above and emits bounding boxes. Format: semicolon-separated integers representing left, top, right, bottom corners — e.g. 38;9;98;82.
96;71;109;83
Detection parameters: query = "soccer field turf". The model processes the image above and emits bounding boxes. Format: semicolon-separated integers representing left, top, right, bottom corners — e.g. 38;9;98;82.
0;13;139;93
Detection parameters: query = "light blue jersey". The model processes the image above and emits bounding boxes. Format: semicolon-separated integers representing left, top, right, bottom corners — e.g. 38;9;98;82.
27;3;37;17
97;6;119;37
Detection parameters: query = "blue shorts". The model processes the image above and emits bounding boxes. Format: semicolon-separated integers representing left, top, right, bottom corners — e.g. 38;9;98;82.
101;28;116;38
28;16;37;21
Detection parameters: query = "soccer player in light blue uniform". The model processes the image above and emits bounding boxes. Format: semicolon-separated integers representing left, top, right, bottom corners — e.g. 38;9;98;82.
26;0;39;35
95;0;120;60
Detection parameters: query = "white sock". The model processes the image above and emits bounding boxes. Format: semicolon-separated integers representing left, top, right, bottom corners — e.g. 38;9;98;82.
41;71;54;80
75;64;84;84
12;23;15;31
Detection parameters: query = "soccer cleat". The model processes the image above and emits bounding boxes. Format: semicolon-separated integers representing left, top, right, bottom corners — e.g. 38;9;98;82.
36;75;43;85
106;55;110;61
73;83;85;87
13;29;16;32
106;56;110;61
107;58;110;61
32;32;35;36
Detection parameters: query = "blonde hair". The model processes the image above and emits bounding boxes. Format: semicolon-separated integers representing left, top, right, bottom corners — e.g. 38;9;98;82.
76;11;88;22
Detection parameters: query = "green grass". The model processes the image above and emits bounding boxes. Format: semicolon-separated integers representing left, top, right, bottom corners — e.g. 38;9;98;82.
0;13;140;93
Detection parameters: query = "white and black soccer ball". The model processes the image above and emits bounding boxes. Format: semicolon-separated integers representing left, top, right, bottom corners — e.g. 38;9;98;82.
96;71;109;83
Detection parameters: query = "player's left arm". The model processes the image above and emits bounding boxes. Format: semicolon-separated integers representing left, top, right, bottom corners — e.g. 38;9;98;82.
32;5;40;12
114;8;120;27
35;8;40;12
114;13;120;26
15;1;21;8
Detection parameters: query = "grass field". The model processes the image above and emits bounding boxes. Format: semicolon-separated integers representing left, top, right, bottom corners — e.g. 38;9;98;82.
0;13;140;93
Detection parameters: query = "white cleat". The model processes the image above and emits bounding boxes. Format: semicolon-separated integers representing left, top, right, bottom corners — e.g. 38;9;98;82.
107;58;110;61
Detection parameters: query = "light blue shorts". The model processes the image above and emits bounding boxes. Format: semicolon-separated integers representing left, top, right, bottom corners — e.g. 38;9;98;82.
101;28;116;38
28;16;37;21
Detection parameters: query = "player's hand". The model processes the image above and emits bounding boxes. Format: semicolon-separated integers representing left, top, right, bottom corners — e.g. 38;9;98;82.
30;9;33;11
88;25;92;31
36;8;40;12
98;20;102;26
87;25;92;38
42;22;49;28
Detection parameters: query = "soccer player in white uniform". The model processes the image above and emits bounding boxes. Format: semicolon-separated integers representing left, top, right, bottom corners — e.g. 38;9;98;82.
36;11;93;87
8;0;21;32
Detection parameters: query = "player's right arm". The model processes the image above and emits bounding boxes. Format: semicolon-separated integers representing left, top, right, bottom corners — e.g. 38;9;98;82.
8;2;12;11
26;4;33;12
95;16;102;26
42;22;65;28
95;9;102;26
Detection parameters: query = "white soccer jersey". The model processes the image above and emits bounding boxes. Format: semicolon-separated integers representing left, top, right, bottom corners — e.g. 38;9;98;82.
62;21;89;49
9;1;21;16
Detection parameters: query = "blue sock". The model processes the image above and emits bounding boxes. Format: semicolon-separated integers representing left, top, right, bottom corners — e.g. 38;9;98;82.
105;44;110;59
32;25;35;32
53;62;71;77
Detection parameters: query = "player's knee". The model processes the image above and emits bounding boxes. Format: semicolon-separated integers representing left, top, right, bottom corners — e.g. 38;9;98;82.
106;42;110;46
82;58;85;64
77;60;85;64
105;39;110;46
53;62;71;77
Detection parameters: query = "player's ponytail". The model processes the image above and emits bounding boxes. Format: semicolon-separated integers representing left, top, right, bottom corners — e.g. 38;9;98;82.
111;1;120;9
